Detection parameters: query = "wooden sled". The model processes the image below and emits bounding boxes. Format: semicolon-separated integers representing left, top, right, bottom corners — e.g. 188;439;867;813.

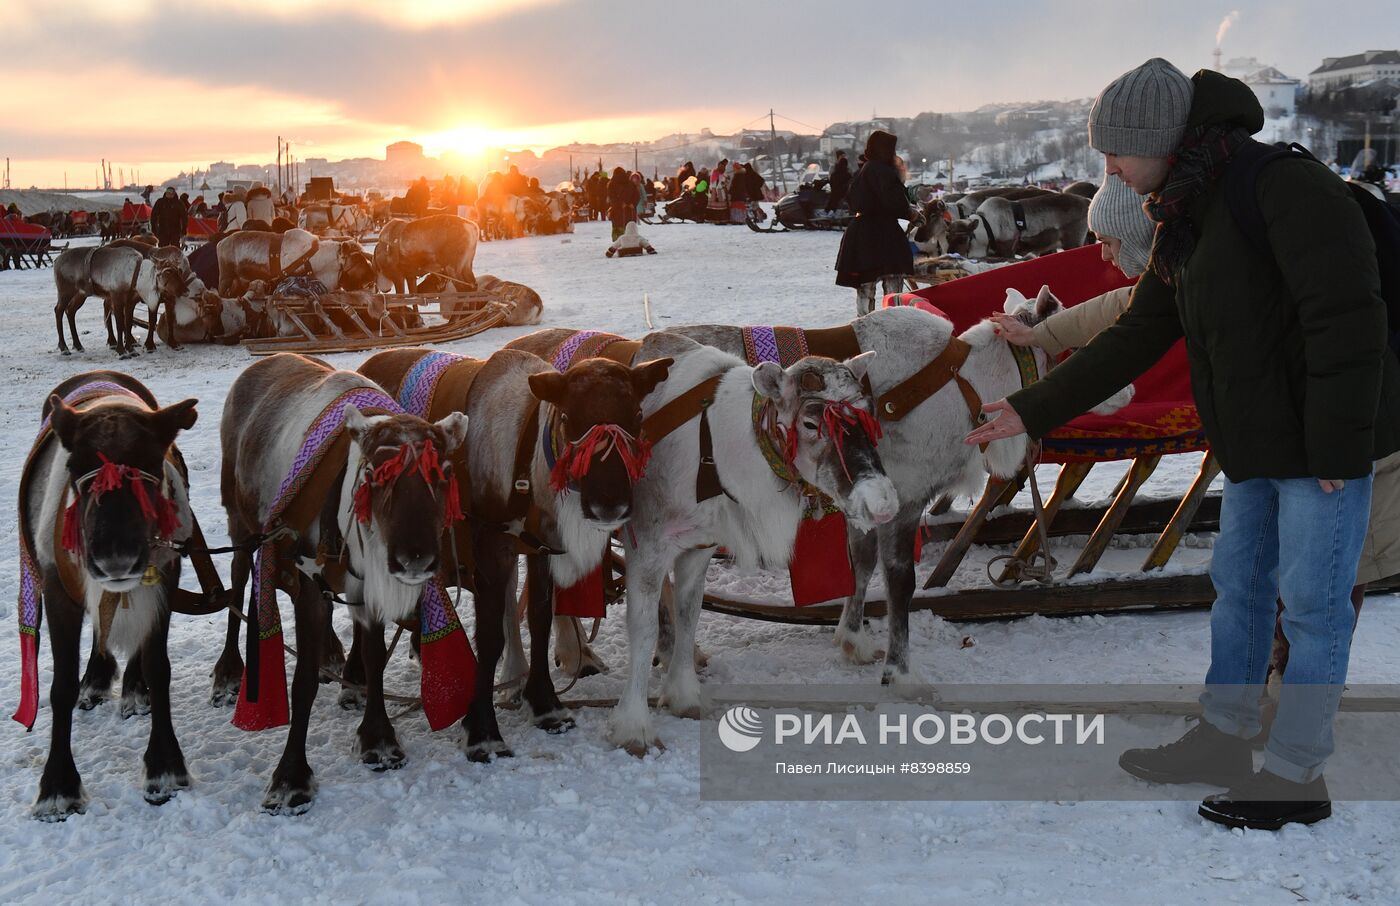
241;289;512;356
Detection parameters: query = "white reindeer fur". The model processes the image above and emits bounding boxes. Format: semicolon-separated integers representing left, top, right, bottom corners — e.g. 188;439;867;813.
30;411;193;656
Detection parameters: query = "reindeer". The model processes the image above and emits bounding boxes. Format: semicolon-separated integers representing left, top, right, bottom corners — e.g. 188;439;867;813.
219;354;470;813
357;347;671;760
17;372;198;819
946;185;1056;219
214;227;319;297
610;338;898;754
306;236;377;292
52;245;190;358
373;214;479;293
947;193;1090;259
536;297;1136;688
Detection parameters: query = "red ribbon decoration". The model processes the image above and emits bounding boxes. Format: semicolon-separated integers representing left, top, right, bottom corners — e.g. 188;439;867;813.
820;399;883;481
549;424;652;493
62;453;181;553
353;437;462;525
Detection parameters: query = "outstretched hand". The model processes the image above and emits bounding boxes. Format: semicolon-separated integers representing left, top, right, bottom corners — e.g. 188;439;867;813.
964;399;1027;446
989;312;1038;347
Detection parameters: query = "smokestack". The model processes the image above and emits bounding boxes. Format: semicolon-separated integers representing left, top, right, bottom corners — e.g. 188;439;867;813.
1214;47;1223;71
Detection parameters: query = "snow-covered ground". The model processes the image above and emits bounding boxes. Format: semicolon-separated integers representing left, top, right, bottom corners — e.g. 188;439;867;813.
0;220;1397;905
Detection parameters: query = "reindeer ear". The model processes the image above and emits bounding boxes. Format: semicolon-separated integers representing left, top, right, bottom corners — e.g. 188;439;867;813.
528;369;569;405
435;412;469;454
630;357;673;400
844;350;877;382
49;395;81;451
1002;288;1029;314
752;361;789;401
1034;285;1061;319
343;405;372;444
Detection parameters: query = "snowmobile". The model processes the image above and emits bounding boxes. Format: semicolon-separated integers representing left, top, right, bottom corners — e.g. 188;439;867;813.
654;190;709;224
747;178;854;232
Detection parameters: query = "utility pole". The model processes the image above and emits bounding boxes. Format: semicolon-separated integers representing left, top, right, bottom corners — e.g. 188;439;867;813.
769;109;788;194
277;135;283;196
634;144;639;172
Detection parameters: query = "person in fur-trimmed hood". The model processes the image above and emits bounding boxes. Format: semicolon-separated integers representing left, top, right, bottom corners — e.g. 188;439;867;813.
605;221;656;257
966;58;1400;831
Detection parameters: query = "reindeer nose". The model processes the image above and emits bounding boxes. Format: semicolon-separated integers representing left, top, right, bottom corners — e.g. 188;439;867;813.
389;552;438;579
583;501;631;524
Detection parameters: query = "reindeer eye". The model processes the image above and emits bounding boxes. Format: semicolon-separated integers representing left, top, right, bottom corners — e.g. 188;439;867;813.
802;420;819;432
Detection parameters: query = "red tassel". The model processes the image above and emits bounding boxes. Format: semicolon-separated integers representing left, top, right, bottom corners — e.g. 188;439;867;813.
444;473;465;524
554;565;606;618
353;474;373;524
155;495;181;539
550;424;650;493
789;511;855;606
61;499;82;553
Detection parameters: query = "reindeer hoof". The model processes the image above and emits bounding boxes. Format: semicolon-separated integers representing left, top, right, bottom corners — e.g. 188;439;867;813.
359;741;406;772
77;687;108;711
208;680;240;708
262;774;317;816
120;689;152;719
32;791;87;822
536;711;576;735
337;687;366;711
59;348;72;357
462;739;514;763
143;770;190;805
620;737;665;759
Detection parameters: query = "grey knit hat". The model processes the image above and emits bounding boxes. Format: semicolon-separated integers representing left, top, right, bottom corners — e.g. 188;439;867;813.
1088;174;1156;277
1088;58;1194;157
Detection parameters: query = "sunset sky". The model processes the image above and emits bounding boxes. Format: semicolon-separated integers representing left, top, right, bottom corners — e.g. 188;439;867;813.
1;0;1392;188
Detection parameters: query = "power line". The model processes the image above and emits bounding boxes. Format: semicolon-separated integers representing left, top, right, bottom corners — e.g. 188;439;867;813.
772;112;825;132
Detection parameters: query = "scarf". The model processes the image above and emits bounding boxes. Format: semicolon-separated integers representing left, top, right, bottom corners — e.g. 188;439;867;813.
1143;123;1252;284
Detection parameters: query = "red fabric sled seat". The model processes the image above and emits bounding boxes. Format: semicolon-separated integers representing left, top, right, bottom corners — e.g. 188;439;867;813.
884;244;1206;464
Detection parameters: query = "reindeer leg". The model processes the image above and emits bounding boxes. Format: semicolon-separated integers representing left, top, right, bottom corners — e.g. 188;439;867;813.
33;586;85;821
659;547;712;719
523;554;573;733
554;614;607;677
319;598;345;679
103;297;118;350
835;526;884;665
141;608;189;803
210;548;248;707
879;504;927;687
143;298;159;352
54;293;73;355
67;294;85;353
119;648;151;719
354;620;405;770
338;620;367;710
462;531;512;761
262;577;322;815
498;565;528;706
77;634;118;709
611;544;667;756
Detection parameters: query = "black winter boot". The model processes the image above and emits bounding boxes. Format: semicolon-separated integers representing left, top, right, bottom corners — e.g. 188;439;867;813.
1118;719;1252;786
1198;770;1331;830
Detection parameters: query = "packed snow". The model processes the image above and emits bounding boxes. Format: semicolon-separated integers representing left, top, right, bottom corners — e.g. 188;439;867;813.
0;219;1397;905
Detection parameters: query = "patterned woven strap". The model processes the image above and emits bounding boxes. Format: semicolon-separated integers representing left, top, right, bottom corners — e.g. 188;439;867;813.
741;326;810;368
397;351;466;417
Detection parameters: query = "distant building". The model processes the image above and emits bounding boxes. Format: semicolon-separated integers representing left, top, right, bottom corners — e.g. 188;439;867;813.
1309;50;1400;91
819;133;857;155
385;141;426;165
1243;67;1300;116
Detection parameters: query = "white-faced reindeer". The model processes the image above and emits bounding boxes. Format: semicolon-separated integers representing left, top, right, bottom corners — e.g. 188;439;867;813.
219;353;470;813
612;338;898;754
17;371;198;819
53;245;192;357
557;291;1133;689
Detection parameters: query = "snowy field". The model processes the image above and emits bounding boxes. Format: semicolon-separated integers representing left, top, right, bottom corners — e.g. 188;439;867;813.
1;220;1397;905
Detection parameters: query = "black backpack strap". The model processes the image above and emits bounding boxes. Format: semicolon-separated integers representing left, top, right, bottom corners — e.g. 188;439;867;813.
1224;140;1321;259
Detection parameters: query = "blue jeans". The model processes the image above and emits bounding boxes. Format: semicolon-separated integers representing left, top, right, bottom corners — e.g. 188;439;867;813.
1201;473;1372;782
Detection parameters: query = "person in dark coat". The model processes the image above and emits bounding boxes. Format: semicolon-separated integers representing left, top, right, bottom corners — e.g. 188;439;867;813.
833;131;914;314
150;186;185;247
675;161;696;198
966;60;1400;831
606;165;639;240
405;177;431;217
826;149;852;212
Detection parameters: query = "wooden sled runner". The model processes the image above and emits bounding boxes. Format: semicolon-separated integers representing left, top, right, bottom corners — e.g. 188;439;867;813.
241;289;513;356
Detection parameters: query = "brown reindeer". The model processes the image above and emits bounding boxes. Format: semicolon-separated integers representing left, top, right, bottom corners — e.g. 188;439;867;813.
358;346;670;760
219;354;470;813
52;245;190;358
215;228;319;297
373;214;479;293
18;371;198;819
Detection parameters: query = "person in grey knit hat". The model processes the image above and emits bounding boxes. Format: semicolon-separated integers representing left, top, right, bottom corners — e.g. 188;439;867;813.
989;173;1154;353
1088;57;1194;196
1088;174;1155;277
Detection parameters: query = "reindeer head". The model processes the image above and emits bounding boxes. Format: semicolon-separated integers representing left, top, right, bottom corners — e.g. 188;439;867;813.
752;354;898;530
910;200;951;254
49;396;197;590
337;241;376;291
153;259;188;309
945;217;990;258
528;357;674;526
344;407;469;585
